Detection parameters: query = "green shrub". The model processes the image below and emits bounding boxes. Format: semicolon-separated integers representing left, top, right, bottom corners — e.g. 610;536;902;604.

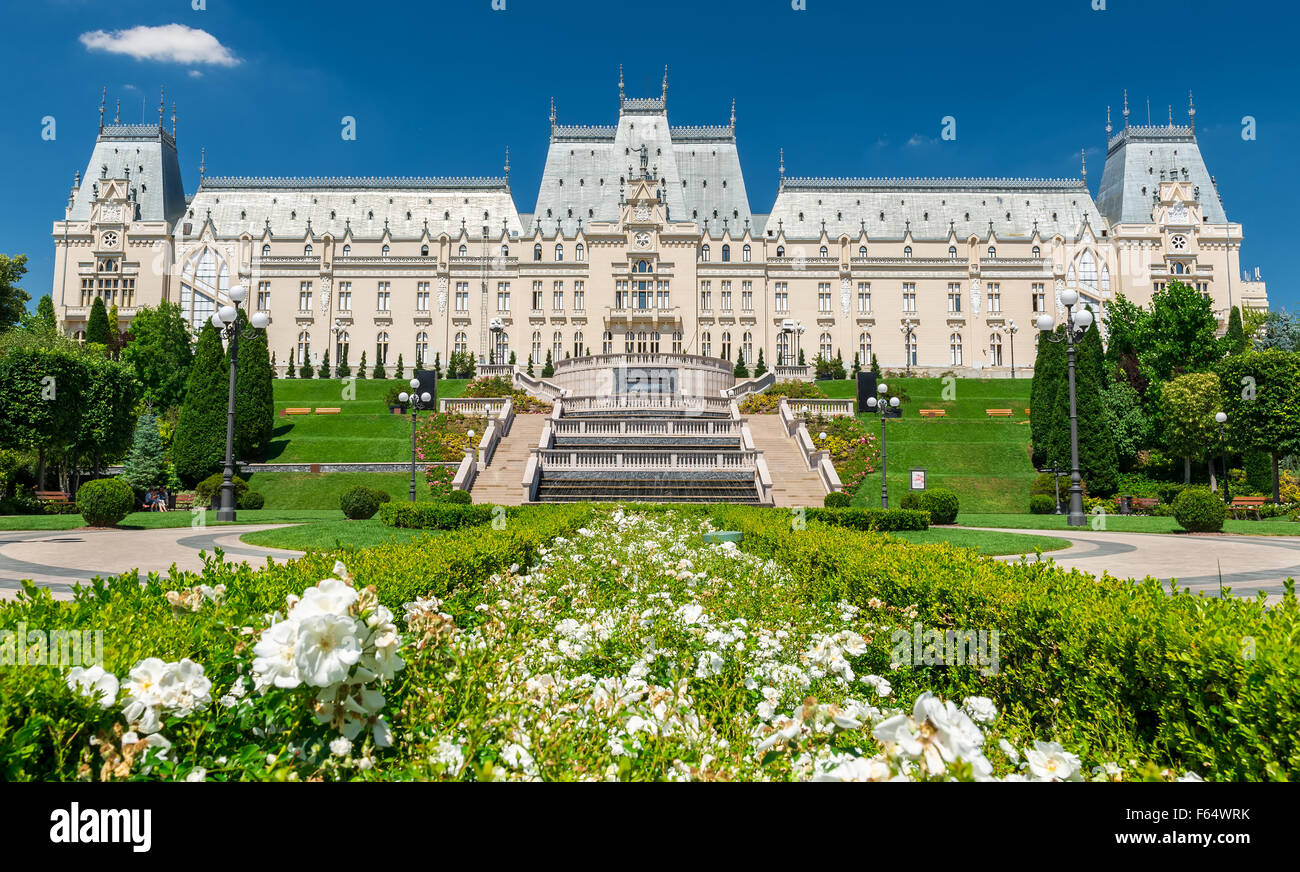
340;485;380;520
1029;494;1056;514
899;492;923;511
822;491;851;508
804;507;929;532
920;488;959;524
378;501;491;530
76;477;134;527
1173;486;1227;533
238;491;265;510
195;473;248;507
370;488;392;504
443;489;473;505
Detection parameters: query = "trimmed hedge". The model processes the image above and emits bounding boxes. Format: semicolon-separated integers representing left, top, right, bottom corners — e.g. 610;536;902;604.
805;507;929;532
339;486;380;520
711;505;1300;781
920;487;959;525
238;491;265;510
195;473;248;507
823;491;851;508
1173;486;1227;533
443;489;473;505
76;477;134;527
378;501;493;530
1029;494;1056;514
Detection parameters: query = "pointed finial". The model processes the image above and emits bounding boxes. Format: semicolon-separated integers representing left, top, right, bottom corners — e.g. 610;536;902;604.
1168;104;1173;126
618;64;624;100
778;147;785;184
1122;89;1130;128
549;96;556;127
662;65;668;98
171;102;177;136
199;146;206;183
99;87;106;129
1105;105;1112;138
730;98;736;130
158;87;165;126
114;98;120;124
1188;90;1196;133
504;146;510;182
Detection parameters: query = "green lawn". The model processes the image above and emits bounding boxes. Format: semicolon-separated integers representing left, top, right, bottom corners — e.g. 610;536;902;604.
958;513;1300;536
822;377;1035;513
887;527;1069;555
239;518;439;551
242;471;442;509
266;377;470;462
0;509;340;531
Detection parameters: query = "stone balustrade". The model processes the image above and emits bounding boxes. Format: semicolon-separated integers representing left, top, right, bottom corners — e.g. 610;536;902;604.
530;448;761;471
786;398;856;418
550;418;742;437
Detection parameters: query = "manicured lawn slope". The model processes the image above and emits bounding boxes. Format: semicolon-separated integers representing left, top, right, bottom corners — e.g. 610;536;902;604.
242;471;441;508
959;513;1300;536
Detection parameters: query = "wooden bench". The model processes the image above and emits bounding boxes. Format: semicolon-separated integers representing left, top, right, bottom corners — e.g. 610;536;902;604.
1230;495;1269;520
1131;497;1159;511
918;409;947;418
35;489;72;505
315;407;341;415
175;494;195;510
985;408;1013;417
281;407;311;416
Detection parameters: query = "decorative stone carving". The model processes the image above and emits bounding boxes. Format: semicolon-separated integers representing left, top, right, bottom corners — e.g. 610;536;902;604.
970;278;981;317
437;277;448;313
1055;279;1066;315
319;275;332;314
840;278;851;316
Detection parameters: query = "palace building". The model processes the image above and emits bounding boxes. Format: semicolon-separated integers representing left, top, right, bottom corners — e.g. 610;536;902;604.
51;74;1268;377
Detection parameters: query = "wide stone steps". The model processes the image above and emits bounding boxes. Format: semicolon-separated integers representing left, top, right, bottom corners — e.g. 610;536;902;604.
745;415;832;508
469;414;548;506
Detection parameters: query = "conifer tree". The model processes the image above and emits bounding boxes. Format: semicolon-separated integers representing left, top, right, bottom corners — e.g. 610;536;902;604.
86;296;110;345
172;321;229;484
121;412;168;490
229;311;274;461
754;348;767;377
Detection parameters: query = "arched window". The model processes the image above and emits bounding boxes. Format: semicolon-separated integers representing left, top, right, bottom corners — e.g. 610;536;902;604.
1101;264;1111;292
531;331;542;362
342;244;351;256
501;245;509;258
376;331;390;365
650;331;660;353
261;244;271;257
624;331;634;353
950;333;963;366
819;332;833;359
297;331;311;366
904;246;913;258
722;245;731;262
381;245;390;257
721;331;732;361
601;331;612;354
743;331;753;363
948;246;958;259
1172;261;1185;275
180;246;230;329
859;332;872;364
701;331;712;358
859;245;867;258
819;246;828;257
636;331;647;353
458;245;467;256
672;331;682;354
635;260;651;273
904;333;918;366
1032;245;1041;258
776;245;785;257
575;243;585;261
534;243;542;261
743;244;752;262
304;244;313;257
420;244;429;257
454;332;468;355
987;246;996;259
989;332;1003;367
492;328;508;364
415;332;428;365
1080;250;1099;285
553;331;563;360
573;331;584;358
554;243;564;261
335;330;350;366
700;245;711;262
776;333;790;366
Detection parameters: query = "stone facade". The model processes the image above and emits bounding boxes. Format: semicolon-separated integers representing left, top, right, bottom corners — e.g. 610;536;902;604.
51;81;1267;376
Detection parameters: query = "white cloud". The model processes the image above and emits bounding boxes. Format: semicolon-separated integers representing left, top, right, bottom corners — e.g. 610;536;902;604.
906;134;937;147
79;24;239;67
188;70;203;78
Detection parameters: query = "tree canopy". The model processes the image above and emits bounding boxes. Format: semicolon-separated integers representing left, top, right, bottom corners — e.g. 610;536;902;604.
121;302;195;411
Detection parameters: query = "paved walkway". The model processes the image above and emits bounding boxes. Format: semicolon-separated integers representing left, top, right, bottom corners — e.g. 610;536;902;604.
0;526;304;601
971;526;1300;603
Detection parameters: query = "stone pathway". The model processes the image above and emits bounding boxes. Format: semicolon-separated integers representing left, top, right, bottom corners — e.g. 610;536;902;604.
969;526;1300;603
0;526;304;601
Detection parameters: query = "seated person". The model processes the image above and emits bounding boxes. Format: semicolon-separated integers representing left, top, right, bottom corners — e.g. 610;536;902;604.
157;487;170;512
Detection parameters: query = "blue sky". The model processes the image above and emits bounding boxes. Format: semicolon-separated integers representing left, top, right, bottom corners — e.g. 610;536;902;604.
4;0;1297;310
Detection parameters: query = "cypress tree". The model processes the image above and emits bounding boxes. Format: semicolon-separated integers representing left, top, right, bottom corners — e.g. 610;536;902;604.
526;354;534;376
121;412;168;490
395;354;404;379
229;311;273;461
372;355;386;379
36;295;56;333
734;350;749;378
433;351;442;379
542;350;555;378
318;348;331;379
1046;322;1118;494
286;345;295;378
754;349;767;376
172;321;229;485
357;350;367;379
1224;306;1249;355
1030;326;1065;469
86;297;110;345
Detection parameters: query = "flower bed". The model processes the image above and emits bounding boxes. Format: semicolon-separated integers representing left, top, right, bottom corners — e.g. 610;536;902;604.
737;380;826;415
1;504;1254;781
414;411;485;465
808;415;881;494
462;376;552;414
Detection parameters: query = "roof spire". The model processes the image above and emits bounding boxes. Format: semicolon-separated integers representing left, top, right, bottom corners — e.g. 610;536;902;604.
1105;105;1112;139
114;98;120;124
662;65;668;100
1168;104;1174;127
504;146;511;185
199;147;206;184
171;102;177;137
778;147;785;186
618;64;624;101
1081;149;1087;184
1122;89;1130;129
98;87;106;130
549;96;556;127
158;87;165;127
1188;90;1196;133
730;98;736;130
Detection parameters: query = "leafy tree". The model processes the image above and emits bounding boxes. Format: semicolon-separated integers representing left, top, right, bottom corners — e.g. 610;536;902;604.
1102;292;1144;374
753;349;767;377
0;254;30;331
542;350;554;378
229;311;274;462
1135;280;1221;382
1160;371;1224;486
1257;309;1300;352
1216;350;1300;501
85;296;110;346
35;295;56;334
1099;379;1151;471
105;303;123;358
734;350;749;379
76;353;139;472
0;335;86;487
318;348;331;379
1223;306;1249;355
121;302;194;410
121;412;168;490
172;321;229;485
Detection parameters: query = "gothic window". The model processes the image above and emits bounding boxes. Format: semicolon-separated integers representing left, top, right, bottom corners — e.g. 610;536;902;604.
987;246;996;259
743;331;753;364
950;333;963;366
180;246;229;329
624;331;634;353
776;246;785;257
553;331;563;360
1032;246;1041;258
297;331;311;366
859;246;867;258
701;331;712;358
262;244;271;257
777;333;790;366
335;330;351;365
700;245;711;262
501;245;509;258
415;332;428;365
601;331;612;354
904;246;913;258
573;331;584;358
421;244;429;257
722;245;731;262
721;331;732;361
989;332;1003;367
575;243;585;261
859;332;871;363
532;331;542;362
376;332;390;365
819;332;833;359
381;245;390;257
743;244;752;262
343;245;351;256
533;243;542;261
1079;250;1098;285
304;245;313;257
949;246;958;259
819;246;828;257
454;332;468;355
672;331;682;354
554;244;564;261
458;245;467;256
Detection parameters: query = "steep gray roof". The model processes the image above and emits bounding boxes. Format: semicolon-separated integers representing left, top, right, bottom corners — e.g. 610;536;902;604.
69;124;186;226
187;176;522;240
1097;125;1227;225
768;177;1100;241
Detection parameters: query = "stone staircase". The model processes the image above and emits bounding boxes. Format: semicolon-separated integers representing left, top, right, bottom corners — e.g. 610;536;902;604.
469;414;548;505
745;415;831;508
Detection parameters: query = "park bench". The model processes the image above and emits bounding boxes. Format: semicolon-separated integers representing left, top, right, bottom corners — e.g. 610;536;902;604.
985;408;1013;417
1229;495;1269;520
281;407;311;416
35;489;72;505
174;494;195;510
315;407;341;415
918;409;947;418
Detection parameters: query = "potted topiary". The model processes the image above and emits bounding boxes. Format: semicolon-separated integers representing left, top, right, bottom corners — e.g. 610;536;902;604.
385;386;408;414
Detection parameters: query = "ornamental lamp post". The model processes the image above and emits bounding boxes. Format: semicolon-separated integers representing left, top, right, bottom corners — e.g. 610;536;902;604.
211;285;270;522
1035;289;1093;527
865;381;901;508
1002;320;1019;377
397;377;436;502
899;319;917;376
1214;411;1230;503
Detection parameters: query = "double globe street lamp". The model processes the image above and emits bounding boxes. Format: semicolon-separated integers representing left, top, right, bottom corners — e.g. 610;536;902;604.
899;319;917;376
1215;411;1230;504
210;285;270;522
1035;288;1094;527
397;378;436;502
865;382;901;508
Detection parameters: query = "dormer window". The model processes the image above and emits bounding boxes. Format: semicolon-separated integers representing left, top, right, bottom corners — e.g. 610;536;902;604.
534;244;542;261
987;246;996;259
1032;246;1041;258
700;245;711;262
555;243;564;261
343;245;351;256
948;246;958;259
743;244;752;262
859;246;867;257
262;244;271;257
575;244;585;261
459;245;467;256
722;245;731;262
304;245;313;257
776;246;785;257
819;246;828;257
904;246;913;258
421;244;429;257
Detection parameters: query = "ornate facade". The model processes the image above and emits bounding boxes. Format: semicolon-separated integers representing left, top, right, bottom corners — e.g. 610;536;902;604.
52;79;1268;376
